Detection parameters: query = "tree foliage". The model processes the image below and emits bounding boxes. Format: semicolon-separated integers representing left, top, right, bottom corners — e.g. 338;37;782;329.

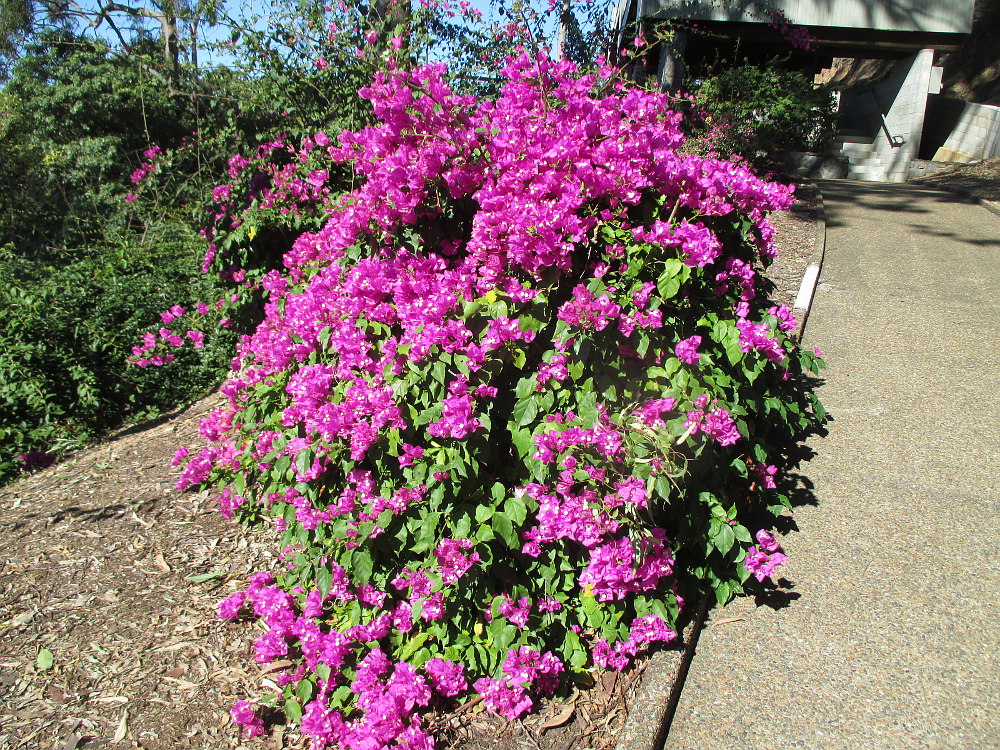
0;32;194;257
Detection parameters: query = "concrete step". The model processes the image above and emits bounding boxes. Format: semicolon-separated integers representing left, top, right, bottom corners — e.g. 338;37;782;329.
833;130;875;145
846;160;886;174
847;156;886;168
847;167;889;180
834;143;876;158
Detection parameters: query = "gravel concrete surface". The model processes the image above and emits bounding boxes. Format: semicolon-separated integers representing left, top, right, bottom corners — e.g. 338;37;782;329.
665;181;1000;749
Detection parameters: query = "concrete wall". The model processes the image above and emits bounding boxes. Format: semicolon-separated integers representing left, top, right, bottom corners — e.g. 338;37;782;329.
881;49;935;180
834;49;936;181
647;0;974;33
923;96;1000;162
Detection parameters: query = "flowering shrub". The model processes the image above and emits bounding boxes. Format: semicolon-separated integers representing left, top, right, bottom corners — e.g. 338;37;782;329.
125;145;164;202
168;52;825;747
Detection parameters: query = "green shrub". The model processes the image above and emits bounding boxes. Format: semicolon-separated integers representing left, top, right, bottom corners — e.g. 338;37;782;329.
689;59;837;168
0;234;233;484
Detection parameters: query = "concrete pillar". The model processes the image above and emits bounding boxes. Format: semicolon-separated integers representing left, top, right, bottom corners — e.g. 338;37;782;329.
880;48;934;181
657;28;687;92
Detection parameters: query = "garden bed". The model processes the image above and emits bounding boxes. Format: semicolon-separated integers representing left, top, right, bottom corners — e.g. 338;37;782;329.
0;180;822;750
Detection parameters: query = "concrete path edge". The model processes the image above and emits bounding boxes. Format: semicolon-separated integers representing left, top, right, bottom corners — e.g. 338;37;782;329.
610;181;829;750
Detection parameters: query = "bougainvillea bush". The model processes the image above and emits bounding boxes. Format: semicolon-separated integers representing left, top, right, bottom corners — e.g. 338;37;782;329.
165;52;825;747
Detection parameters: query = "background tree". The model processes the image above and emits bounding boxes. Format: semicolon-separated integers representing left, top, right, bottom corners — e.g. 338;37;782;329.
0;0;223;89
0;31;194;258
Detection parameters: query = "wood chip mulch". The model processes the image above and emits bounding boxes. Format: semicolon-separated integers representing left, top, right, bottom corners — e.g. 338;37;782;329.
0;395;279;750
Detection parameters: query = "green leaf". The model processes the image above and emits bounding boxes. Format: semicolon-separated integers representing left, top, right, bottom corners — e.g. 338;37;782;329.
296;678;315;704
284;697;302;723
649;597;671;623
491;482;506;503
492;512;516;547
273;455;291;477
352;549;373;586
511;428;534;460
515;376;536;400
657;261;685;298
503;495;528;527
185;571;225;584
475;524;496;542
411;512;440;554
636;333;650;357
714;580;733;604
377;508;394;528
713;318;729;342
496;624;518;652
715;523;736;555
564;629;587;668
400;631;430;661
661;258;684;278
725;339;745;365
316;566;333;599
512;397;538;427
653;474;672;501
576;391;598;426
295;449;311;477
36;648;53;671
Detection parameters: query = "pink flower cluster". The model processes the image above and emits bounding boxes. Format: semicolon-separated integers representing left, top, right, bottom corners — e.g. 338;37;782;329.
474;647;564;719
580;531;675;601
130;299;222;366
558;285;621;331
674;335;702;364
125;145;163;202
744;529;788;581
162;49;809;749
593;614;677;670
217;574;472;748
684;405;741;446
767;9;819;52
434;538;481;584
737;317;786;363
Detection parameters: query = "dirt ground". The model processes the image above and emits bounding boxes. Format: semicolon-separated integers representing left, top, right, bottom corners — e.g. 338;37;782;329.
910;156;1000;207
0;189;822;750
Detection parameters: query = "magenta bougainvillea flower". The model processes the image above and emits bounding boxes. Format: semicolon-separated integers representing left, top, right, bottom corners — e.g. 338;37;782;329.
148;44;826;749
